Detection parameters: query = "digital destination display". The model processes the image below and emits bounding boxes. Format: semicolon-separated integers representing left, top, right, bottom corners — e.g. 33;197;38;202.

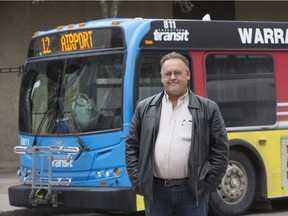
28;27;124;57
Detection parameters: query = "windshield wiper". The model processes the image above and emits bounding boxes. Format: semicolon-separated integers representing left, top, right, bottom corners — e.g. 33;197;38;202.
32;75;89;160
32;96;57;147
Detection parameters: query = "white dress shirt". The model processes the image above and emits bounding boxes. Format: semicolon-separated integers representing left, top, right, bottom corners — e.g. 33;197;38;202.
153;91;193;179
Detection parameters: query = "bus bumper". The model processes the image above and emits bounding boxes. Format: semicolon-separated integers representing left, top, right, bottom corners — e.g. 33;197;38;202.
8;184;136;212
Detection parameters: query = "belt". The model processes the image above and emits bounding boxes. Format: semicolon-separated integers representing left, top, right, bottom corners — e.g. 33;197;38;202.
155;177;189;187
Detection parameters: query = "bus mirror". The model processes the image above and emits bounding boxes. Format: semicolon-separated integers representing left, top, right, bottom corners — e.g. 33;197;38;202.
18;65;25;76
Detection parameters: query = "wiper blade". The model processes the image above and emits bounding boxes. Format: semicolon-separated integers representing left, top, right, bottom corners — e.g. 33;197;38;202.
32;96;57;146
32;75;89;160
57;97;90;152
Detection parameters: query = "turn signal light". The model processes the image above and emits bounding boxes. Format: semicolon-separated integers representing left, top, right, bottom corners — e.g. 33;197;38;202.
114;168;120;176
145;40;153;45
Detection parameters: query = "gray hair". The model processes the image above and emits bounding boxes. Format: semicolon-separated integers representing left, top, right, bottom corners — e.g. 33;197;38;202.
160;52;190;71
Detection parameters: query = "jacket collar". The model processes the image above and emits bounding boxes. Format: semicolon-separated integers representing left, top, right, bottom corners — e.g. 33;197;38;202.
149;91;164;107
188;89;200;109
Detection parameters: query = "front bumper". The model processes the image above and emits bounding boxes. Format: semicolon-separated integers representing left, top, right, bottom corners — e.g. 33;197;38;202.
8;184;136;212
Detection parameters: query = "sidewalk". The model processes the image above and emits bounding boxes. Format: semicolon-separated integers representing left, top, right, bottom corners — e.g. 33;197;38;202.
0;171;23;213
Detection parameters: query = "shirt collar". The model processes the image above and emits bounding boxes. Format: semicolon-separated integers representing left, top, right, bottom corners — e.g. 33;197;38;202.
163;89;189;103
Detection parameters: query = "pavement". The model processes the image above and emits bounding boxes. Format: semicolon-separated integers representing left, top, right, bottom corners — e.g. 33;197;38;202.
0;171;23;213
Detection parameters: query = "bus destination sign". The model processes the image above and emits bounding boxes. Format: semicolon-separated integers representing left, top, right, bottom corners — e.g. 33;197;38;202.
42;30;93;54
28;27;123;58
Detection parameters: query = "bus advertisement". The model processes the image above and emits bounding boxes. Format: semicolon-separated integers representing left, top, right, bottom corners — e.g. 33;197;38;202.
8;18;288;216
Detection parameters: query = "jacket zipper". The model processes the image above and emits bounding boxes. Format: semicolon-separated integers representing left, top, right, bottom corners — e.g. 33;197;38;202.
189;106;199;207
150;99;161;202
194;119;199;207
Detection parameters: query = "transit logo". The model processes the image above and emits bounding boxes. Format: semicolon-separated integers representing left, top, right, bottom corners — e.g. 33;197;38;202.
52;157;73;168
238;28;288;44
154;20;189;42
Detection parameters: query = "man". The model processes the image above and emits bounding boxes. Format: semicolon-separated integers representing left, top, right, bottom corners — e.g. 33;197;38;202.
125;52;229;216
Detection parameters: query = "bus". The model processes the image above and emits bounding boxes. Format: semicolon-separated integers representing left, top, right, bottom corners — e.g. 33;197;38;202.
8;17;288;216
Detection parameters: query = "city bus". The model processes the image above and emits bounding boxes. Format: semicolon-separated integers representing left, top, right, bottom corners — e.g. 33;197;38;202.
8;17;288;216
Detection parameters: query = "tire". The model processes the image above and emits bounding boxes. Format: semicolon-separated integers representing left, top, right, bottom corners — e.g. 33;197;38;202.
209;150;256;216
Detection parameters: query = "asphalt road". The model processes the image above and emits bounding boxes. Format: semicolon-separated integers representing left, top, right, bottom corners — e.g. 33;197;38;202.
1;206;288;216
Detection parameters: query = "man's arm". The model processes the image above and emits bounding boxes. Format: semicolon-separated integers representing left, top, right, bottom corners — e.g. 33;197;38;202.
125;107;142;194
207;103;229;189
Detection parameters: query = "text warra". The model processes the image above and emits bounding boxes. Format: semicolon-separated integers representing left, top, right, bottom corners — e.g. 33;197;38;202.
238;28;288;44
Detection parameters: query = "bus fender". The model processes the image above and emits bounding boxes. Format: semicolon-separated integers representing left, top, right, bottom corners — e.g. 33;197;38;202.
229;138;267;201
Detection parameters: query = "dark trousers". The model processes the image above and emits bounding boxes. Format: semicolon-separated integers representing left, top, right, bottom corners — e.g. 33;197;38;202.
144;183;208;216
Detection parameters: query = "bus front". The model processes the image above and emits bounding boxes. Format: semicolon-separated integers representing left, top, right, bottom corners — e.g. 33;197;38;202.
8;21;139;212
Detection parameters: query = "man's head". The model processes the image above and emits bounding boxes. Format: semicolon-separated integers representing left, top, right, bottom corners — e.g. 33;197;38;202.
160;52;191;100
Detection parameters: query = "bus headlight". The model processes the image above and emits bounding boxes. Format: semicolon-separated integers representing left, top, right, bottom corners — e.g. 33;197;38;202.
105;170;110;177
96;171;102;178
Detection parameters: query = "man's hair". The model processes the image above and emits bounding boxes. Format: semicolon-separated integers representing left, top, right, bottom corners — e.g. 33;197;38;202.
160;52;190;71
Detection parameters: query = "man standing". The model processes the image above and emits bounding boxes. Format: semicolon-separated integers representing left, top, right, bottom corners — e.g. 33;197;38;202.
125;52;229;216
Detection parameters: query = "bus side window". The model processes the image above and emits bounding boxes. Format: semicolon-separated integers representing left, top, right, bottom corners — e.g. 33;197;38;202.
206;54;276;127
138;55;162;101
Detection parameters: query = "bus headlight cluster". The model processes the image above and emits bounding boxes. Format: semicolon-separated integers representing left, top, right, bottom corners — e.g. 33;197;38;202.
95;168;121;179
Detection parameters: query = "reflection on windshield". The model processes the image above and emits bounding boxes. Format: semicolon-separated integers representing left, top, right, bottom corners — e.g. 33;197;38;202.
19;54;124;135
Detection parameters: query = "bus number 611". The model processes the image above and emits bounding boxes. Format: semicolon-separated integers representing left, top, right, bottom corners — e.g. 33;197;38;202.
164;20;176;29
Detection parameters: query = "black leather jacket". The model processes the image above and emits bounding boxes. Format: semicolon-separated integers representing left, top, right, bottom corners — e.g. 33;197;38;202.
125;90;229;203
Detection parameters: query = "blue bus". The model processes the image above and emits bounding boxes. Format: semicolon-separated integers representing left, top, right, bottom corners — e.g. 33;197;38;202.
9;18;288;215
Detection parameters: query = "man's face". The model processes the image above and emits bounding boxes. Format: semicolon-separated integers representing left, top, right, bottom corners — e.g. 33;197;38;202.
161;58;190;99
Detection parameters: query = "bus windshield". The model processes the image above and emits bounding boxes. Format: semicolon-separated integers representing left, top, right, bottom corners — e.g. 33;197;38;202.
19;53;124;135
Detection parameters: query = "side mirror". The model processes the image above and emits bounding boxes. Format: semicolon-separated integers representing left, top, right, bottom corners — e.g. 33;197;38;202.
18;65;25;76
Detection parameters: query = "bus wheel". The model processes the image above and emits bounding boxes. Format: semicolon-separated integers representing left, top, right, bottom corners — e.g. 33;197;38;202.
209;150;256;216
